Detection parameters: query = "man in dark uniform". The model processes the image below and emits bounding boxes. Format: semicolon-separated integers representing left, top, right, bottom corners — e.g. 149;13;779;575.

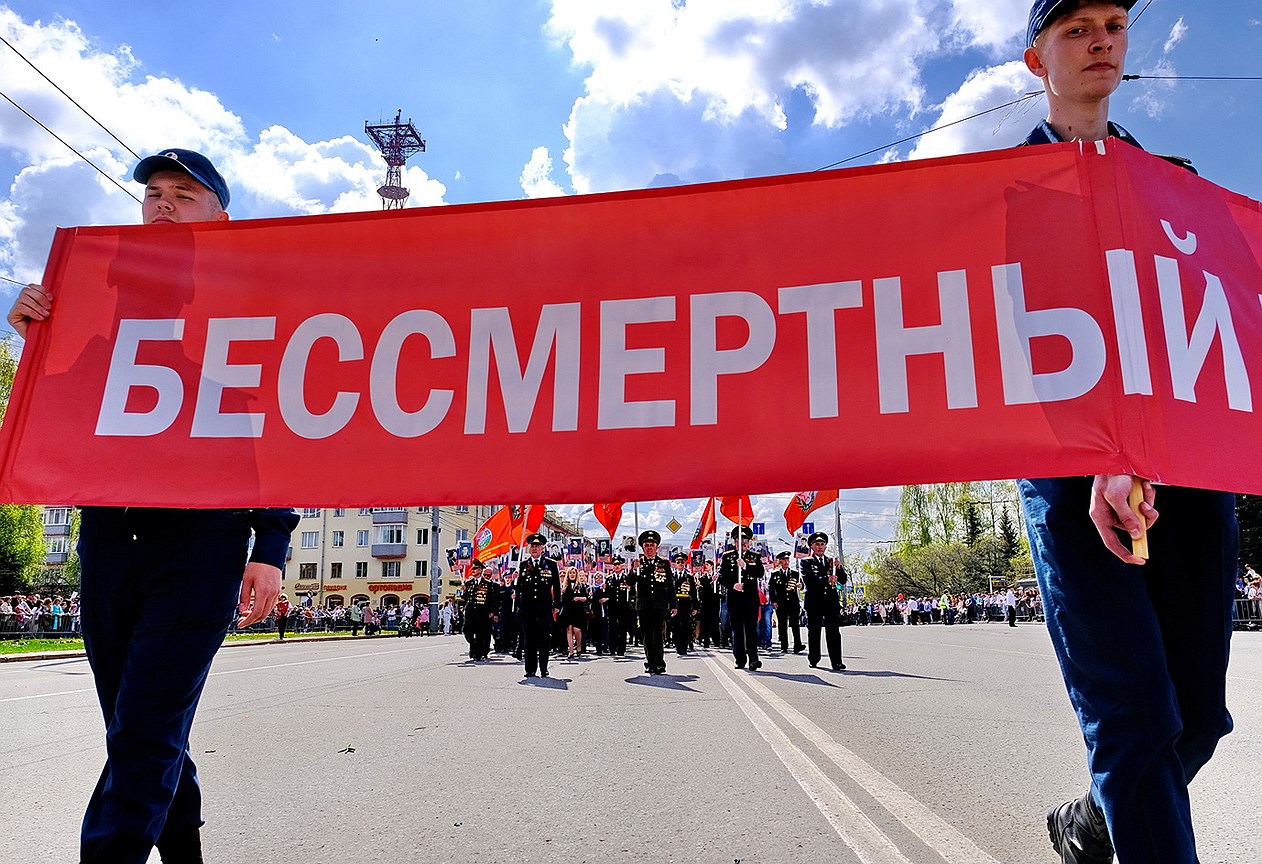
719;525;764;671
696;559;722;648
7;148;302;864
605;556;631;656
462;559;498;661
801;532;846;671
516;534;562;678
590;572;610;655
670;552;696;656
495;569;519;655
1017;4;1239;863
629;530;675;674
770;551;805;654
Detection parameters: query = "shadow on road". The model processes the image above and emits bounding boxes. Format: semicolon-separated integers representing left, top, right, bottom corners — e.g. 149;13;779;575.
750;671;837;687
518;676;570;690
625;674;701;692
839;669;958;681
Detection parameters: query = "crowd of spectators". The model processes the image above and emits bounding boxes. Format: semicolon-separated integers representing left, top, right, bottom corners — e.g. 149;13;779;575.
0;593;79;635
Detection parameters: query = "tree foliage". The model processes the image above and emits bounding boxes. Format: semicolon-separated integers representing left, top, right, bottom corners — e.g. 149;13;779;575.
0;504;47;594
1238;494;1262;571
868;481;1029;599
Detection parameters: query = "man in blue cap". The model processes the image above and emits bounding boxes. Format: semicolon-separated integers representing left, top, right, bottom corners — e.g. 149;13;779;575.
1017;4;1238;863
8;150;298;864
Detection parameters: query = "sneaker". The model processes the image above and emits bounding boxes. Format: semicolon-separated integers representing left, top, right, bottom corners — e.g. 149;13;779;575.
1047;793;1114;864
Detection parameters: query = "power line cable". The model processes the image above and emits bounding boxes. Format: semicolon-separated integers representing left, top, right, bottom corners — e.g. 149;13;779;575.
814;90;1042;172
1130;0;1156;27
0;34;139;160
0;89;140;204
1124;74;1262;81
1;274;26;287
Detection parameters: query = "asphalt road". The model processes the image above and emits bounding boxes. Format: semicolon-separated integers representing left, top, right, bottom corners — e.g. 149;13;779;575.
2;624;1259;863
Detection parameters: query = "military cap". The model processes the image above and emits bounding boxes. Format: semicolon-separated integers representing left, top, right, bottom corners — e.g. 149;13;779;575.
731;524;753;540
775;551;791;560
638;529;661;545
469;558;486;570
525;533;547;545
808;532;829;545
611;555;626;564
671;552;688;563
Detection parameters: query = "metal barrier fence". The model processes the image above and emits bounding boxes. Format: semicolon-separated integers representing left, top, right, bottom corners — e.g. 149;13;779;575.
1235;598;1262;631
0;610;80;638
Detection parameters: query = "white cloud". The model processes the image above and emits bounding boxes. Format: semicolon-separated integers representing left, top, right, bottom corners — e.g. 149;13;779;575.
519;146;568;198
1163;17;1188;54
947;0;1027;50
1128;18;1187;121
908;61;1040;161
0;8;447;298
546;0;945;193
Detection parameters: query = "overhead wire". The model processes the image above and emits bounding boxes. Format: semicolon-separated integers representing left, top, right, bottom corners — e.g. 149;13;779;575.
0;34;139;161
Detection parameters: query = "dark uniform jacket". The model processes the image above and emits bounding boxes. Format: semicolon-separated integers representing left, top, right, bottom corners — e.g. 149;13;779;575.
719;549;764;613
516;555;562;615
605;573;632;614
631;555;676;613
800;556;843;619
463;577;499;614
769;568;802;610
673;570;696;603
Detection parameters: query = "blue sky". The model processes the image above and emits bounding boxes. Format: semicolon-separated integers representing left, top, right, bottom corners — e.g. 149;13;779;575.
1;1;1258;552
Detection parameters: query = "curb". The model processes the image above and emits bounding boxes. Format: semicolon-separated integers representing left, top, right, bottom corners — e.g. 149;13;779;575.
0;632;383;664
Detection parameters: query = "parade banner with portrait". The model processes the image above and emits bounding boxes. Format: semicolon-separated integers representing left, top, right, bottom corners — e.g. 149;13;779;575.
1;141;1260;506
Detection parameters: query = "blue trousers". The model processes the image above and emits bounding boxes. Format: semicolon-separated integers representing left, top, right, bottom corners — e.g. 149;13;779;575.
1019;479;1236;864
78;507;251;864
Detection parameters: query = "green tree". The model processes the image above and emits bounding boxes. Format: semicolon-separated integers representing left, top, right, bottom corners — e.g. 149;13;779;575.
1237;494;1262;571
0;503;47;593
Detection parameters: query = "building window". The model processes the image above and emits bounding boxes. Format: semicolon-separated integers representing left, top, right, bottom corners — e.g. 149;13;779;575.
330;562;342;580
381;561;401;579
416;528;429;545
455;528;469;542
47;536;68;555
332;531;344;548
417;506;430;513
455;505;469;513
357;530;369;547
301;507;321;518
355;562;368;579
333;508;345;517
375;525;403;545
299;563;317;579
415;560;428;577
43;507;71;526
359;508;373;516
301;531;319;549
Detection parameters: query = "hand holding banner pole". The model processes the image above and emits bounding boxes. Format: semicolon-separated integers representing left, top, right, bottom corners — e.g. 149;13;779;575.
1128;477;1150;560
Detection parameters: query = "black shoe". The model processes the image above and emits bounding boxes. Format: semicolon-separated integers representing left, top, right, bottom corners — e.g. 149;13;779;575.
1047;793;1114;864
832;663;846;671
157;825;204;864
540;670;549;678
749;661;762;671
793;645;805;653
735;663;745;670
525;672;536;678
809;661;818;668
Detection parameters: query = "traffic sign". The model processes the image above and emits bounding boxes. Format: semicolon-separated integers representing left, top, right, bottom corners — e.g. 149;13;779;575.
751;522;765;535
801;521;814;535
667;518;682;533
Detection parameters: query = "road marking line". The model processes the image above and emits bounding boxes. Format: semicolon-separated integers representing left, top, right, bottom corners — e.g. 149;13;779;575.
0;686;95;703
740;669;1002;864
701;653;912;864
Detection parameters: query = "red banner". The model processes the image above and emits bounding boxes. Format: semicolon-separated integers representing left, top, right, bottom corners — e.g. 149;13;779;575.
593;502;623;539
472;504;544;561
718;495;754;526
689;497;716;550
2;142;1260;506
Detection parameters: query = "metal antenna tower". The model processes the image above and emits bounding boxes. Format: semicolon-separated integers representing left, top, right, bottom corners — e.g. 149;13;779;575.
364;109;426;209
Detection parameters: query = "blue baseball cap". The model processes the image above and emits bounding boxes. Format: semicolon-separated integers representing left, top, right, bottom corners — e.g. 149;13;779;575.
1027;0;1136;47
133;148;230;209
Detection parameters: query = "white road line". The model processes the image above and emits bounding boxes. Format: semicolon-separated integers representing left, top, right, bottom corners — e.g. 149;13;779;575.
701;653;912;864
740;671;1003;864
0;686;95;703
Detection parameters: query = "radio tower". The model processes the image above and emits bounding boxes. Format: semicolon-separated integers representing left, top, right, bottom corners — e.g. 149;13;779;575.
364;109;426;209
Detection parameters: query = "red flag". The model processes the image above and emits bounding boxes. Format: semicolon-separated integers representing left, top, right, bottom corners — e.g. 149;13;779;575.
593;502;623;539
783;490;840;536
718;495;753;526
473;504;545;560
689;497;716;550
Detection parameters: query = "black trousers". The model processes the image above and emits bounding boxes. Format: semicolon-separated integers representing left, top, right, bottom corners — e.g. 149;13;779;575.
521;611;553;676
672;601;693;655
778;603;802;650
465;608;492;658
808;613;842;668
699;605;720;647
640;610;667;672
730;604;759;667
608;611;627;655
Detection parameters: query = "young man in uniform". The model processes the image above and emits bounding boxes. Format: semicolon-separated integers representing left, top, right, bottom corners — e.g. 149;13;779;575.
769;551;805;654
7;149;299;864
669;551;696;656
1018;4;1239;862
